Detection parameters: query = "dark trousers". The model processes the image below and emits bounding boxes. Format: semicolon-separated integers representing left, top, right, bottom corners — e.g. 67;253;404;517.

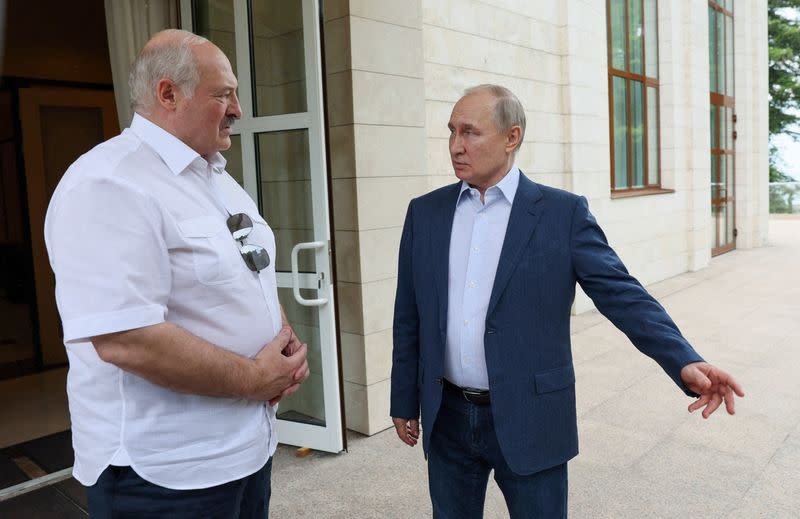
428;389;568;519
86;458;272;519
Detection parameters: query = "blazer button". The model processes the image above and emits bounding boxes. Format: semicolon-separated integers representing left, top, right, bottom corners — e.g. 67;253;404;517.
435;377;442;385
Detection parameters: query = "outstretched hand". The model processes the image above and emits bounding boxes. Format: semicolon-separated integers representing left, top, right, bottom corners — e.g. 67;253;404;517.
680;361;745;419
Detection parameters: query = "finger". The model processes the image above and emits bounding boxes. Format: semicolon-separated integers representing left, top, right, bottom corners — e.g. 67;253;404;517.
408;419;420;437
723;385;736;415
725;375;745;398
285;343;308;371
292;361;310;383
393;420;409;444
702;392;723;419
281;383;301;399
270;327;292;350
688;394;710;413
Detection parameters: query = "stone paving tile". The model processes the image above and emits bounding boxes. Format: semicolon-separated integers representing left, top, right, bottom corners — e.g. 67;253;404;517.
725;463;800;519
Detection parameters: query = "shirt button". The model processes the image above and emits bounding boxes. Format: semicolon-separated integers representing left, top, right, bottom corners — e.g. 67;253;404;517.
468;281;476;288
464;320;469;326
473;247;480;252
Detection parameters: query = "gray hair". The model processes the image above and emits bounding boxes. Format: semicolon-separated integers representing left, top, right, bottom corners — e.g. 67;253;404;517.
129;29;209;114
463;84;526;152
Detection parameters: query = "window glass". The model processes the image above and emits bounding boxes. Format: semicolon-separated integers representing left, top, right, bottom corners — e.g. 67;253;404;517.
647;86;659;185
610;0;627;69
250;1;308;116
631;81;645;188
613;77;629;189
644;0;658;77
627;0;643;74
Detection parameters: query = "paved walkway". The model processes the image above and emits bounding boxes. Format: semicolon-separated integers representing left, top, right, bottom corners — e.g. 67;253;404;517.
269;216;800;518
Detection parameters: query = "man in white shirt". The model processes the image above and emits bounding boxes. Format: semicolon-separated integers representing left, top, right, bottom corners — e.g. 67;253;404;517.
44;29;308;518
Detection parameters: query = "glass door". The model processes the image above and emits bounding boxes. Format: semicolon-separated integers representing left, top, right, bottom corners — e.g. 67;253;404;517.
709;1;735;255
182;0;344;453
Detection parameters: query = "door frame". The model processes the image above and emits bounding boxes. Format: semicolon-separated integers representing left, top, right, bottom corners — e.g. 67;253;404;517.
180;0;345;453
18;86;119;366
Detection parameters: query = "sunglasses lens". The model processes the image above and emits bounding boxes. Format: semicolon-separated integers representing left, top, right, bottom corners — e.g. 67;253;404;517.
240;244;270;272
226;213;254;241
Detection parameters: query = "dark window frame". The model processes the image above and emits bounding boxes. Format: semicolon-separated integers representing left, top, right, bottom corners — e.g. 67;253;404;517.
606;0;666;195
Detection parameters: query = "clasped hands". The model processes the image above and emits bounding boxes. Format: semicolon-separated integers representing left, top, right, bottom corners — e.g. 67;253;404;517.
252;325;310;406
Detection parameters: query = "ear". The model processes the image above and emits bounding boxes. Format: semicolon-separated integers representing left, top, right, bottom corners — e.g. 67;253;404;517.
505;125;522;154
155;79;180;111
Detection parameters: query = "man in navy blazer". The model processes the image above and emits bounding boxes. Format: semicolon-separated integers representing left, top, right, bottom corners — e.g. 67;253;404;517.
390;85;744;518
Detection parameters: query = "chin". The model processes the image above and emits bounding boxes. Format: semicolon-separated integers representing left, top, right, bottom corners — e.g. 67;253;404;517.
218;138;232;151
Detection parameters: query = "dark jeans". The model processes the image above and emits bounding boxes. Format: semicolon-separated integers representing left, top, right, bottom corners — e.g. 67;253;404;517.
428;388;568;519
86;458;272;519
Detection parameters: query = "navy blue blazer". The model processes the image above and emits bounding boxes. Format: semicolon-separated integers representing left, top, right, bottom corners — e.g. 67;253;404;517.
390;173;703;475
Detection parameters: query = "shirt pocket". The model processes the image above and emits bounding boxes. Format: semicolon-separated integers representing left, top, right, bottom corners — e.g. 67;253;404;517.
177;216;241;285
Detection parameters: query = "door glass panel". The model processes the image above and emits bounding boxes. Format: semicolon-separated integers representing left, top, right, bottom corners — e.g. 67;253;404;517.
644;0;658;78
613;77;628;189
711;154;718;245
250;1;308;116
727;107;733;150
647;86;659;185
277;287;325;426
256;129;314;273
725;15;733;97
610;0;626;70
192;0;237;76
726;155;734;243
710;105;717;149
628;0;643;74
718;11;725;95
708;8;717;93
720;105;727;151
631;81;645;188
220;134;243;186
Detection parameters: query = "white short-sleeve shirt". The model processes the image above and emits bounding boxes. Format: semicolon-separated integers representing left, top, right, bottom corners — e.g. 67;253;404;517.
44;114;282;489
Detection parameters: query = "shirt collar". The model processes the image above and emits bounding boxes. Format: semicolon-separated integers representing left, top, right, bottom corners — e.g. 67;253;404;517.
129;113;227;175
457;165;521;205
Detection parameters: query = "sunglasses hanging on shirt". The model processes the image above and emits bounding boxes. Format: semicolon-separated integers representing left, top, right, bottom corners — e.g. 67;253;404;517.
226;213;270;272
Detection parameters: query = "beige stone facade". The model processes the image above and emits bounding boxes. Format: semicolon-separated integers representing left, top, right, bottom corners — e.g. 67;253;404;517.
323;0;768;435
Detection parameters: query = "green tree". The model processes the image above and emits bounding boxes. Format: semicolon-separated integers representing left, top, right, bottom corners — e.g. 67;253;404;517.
769;1;800;138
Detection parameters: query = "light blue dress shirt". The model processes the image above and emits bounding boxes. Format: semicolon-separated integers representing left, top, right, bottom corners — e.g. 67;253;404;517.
444;166;520;390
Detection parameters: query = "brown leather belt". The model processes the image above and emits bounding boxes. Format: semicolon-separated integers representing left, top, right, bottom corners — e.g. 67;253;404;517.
442;378;491;405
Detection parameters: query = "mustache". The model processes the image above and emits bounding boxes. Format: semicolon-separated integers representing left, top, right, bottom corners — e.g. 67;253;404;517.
221;116;237;129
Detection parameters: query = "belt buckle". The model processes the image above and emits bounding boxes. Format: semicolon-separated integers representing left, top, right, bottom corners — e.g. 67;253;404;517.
462;388;487;404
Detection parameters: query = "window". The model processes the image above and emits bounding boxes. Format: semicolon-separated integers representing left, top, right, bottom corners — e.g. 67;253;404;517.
607;0;661;193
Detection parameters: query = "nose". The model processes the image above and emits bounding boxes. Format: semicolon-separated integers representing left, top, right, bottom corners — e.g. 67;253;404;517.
229;91;242;119
449;132;464;156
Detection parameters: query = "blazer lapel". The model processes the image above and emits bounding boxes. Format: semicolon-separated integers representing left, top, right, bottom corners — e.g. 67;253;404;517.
433;183;462;337
487;174;543;317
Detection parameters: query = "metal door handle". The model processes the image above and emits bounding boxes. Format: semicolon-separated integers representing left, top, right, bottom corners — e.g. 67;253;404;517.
291;241;328;306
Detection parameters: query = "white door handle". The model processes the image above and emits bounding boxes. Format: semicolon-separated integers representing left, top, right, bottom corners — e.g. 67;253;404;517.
291;241;328;306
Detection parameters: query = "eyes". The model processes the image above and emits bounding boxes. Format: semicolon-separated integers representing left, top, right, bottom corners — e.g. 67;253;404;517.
214;90;238;101
448;126;477;137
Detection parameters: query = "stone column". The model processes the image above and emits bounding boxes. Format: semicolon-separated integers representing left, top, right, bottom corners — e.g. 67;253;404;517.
324;0;427;435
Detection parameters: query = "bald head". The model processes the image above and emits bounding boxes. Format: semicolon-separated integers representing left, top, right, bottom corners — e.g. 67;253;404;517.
129;29;210;115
